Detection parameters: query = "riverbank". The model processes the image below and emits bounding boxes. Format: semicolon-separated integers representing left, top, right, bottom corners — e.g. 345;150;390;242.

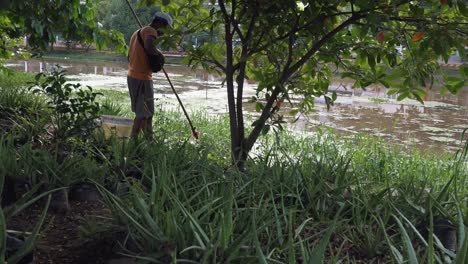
4;60;467;154
42;49;185;65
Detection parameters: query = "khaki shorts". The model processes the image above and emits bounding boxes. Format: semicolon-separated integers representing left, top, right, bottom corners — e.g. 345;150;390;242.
127;76;154;118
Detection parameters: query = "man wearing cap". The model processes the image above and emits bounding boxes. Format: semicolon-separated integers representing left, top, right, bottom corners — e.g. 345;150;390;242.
127;12;173;140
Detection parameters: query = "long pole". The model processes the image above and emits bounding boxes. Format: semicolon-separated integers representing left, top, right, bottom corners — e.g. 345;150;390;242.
126;0;142;28
125;0;198;139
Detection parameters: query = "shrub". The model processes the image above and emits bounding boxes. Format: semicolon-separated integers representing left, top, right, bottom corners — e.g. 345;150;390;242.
28;67;102;142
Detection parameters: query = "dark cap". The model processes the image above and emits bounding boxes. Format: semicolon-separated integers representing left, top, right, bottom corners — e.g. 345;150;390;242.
153;12;173;28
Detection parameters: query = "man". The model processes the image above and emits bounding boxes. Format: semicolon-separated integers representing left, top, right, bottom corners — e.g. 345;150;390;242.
127;12;173;140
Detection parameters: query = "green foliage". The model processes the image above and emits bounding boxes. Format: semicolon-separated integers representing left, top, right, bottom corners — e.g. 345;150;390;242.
0;71;36;89
97;0;159;43
100;98;125;116
0;72;49;142
29;68;102;141
1;82;467;262
93;125;468;262
0;9;30;61
0;74;47;114
0;0;126;58
138;0;467;163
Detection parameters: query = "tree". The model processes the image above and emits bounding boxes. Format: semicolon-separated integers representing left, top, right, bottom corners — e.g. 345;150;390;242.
146;0;467;169
0;0;126;58
97;0;159;43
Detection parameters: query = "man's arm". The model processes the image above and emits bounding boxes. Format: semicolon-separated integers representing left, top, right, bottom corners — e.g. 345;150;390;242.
144;35;161;56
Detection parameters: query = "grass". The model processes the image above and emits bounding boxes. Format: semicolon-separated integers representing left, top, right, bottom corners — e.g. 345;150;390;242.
89;124;467;262
86;106;468;262
0;71;50;143
0;71;36;89
1;69;467;263
368;97;390;104
43;49;128;64
98;90;132;117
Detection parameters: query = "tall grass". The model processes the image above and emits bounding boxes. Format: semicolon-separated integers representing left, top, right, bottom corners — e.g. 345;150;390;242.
0;71;36;89
94;113;467;263
0;72;50;143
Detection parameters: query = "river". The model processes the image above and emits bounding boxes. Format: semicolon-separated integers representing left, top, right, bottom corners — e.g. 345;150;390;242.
5;58;468;154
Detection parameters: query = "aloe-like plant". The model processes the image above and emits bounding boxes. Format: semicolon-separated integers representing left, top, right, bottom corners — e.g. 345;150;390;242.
94;124;467;262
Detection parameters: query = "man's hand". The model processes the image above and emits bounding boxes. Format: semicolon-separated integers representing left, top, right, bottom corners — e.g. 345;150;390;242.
156;50;165;67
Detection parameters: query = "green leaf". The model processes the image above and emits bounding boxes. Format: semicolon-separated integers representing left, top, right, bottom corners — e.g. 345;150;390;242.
460;66;468;78
413;92;424;105
309;206;343;263
427;206;435;264
387;89;399;96
252;213;268;264
379;216;404;263
289;109;299;116
255;102;264;112
4;187;65;219
397;92;409;101
7;195;52;264
392;215;419;264
456;203;466;254
458;1;468;17
455;230;468;264
368;53;376;68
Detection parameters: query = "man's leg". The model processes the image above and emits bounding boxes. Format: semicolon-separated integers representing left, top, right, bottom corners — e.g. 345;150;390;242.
131;117;143;138
129;76;143;138
131;117;153;140
144;117;153;141
142;80;154;141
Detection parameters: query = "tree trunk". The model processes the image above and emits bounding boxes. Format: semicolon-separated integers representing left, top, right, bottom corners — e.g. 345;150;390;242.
222;7;240;166
233;59;248;170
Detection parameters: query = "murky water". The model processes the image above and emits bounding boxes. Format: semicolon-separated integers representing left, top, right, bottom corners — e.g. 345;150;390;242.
6;59;468;153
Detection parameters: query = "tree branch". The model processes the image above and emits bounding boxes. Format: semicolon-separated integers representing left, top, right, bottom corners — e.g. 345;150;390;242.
284;14;300;73
286;14;365;80
244;14;366;153
208;59;227;72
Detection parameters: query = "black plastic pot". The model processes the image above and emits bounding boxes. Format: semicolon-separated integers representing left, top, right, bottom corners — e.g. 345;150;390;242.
69;182;101;202
419;218;457;253
6;234;34;264
50;188;70;213
434;219;457;252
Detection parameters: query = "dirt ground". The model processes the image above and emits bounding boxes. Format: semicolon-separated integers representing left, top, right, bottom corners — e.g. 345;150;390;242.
8;200;121;264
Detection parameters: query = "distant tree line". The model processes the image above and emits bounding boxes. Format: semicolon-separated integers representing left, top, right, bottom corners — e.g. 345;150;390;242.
96;0;159;44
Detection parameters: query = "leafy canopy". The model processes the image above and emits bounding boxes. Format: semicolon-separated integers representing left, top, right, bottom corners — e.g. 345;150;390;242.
143;0;467;163
0;0;126;60
156;0;467;102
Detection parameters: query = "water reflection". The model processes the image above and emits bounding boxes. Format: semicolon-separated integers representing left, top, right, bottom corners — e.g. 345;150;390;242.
6;59;468;154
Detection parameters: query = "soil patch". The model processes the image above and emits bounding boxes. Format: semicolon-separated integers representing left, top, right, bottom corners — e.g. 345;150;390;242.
8;200;120;263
